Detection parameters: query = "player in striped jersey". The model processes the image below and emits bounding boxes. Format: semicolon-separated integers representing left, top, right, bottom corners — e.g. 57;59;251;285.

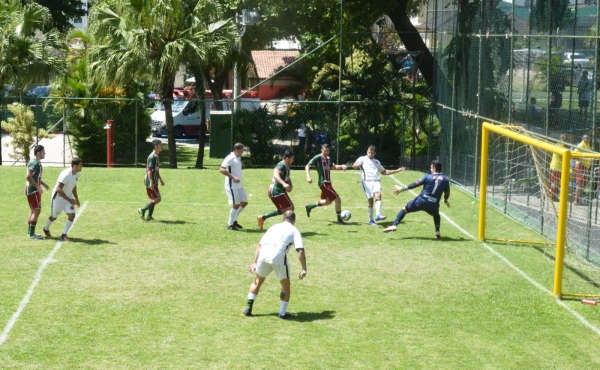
305;143;348;223
25;145;50;239
257;150;295;229
138;139;164;221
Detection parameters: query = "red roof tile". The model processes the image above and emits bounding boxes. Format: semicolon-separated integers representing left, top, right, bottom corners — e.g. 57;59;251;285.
250;50;300;79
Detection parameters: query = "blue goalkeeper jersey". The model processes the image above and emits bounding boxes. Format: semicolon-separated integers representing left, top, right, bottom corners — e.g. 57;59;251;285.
415;172;450;204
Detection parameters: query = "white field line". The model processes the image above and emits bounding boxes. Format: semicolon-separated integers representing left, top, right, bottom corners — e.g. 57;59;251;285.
0;201;89;348
389;175;600;336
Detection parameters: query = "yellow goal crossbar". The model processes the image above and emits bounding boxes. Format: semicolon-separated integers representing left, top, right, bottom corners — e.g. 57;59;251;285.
479;122;600;298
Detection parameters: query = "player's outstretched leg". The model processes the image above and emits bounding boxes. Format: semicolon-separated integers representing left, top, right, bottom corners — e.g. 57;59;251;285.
384;208;407;233
433;213;441;239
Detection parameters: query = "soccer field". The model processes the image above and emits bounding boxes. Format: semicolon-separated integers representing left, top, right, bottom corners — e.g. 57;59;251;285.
1;165;600;368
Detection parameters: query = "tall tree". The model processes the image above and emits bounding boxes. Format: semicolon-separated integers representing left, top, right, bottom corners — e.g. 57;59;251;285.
0;0;67;164
27;0;87;32
88;0;236;168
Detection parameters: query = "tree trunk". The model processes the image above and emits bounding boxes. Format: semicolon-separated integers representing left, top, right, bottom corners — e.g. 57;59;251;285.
192;71;207;168
203;69;229;110
161;77;177;168
387;0;452;107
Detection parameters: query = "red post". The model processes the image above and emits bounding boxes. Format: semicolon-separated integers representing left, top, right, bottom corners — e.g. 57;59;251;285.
104;120;114;168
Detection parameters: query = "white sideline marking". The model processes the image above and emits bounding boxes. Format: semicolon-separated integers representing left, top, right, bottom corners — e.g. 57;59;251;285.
0;201;88;348
389;176;600;336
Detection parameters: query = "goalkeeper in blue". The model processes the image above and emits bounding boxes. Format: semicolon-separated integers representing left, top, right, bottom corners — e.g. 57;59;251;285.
384;160;450;238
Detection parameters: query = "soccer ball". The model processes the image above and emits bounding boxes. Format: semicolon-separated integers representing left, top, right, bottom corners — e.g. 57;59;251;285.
340;210;352;221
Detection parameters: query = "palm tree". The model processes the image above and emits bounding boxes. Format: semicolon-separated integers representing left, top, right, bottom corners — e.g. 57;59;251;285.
0;0;66;164
88;0;236;168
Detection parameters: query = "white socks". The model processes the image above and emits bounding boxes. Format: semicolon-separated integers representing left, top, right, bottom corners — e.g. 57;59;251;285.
228;208;237;226
235;206;245;221
375;200;382;216
63;220;73;235
368;207;373;220
45;218;53;231
279;301;289;316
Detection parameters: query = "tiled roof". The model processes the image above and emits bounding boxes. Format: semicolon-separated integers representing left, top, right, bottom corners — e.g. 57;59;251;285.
250;50;300;79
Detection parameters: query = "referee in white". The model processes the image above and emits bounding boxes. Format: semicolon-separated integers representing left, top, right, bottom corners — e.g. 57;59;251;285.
243;210;307;319
352;145;405;225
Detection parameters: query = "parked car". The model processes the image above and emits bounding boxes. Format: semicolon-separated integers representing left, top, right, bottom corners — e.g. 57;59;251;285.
26;85;52;98
150;90;259;138
151;99;200;137
563;52;591;69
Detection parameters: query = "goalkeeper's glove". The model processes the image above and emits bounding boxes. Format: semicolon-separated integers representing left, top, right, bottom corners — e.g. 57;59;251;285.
392;185;407;196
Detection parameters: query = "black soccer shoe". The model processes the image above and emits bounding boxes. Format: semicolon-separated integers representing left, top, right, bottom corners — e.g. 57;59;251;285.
233;221;243;229
305;204;312;218
278;312;296;320
243;307;253;316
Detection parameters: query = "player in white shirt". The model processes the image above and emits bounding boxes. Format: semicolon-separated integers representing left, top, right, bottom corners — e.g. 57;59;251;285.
43;157;83;242
219;143;248;230
243;210;307;319
352;146;405;226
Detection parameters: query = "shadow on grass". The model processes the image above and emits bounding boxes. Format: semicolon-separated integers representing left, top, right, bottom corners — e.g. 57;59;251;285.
300;231;326;238
293;310;336;322
152;220;195;225
532;246;600;290
68;238;115;245
248;310;336;322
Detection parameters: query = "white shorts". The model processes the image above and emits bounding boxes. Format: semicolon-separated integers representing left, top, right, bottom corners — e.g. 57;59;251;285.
225;186;248;205
256;261;290;281
50;196;76;218
361;180;381;199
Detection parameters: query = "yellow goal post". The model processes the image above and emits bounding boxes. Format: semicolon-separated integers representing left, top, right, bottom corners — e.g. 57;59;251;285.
478;122;600;299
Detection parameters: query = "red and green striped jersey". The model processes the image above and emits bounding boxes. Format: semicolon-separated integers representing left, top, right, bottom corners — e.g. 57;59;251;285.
144;153;160;187
25;159;42;196
270;161;290;196
308;154;333;186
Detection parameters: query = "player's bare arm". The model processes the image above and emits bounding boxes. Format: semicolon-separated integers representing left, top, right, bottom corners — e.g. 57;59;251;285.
248;244;262;273
297;249;307;279
274;168;291;192
42;181;50;191
26;171;43;194
444;191;451;208
305;163;312;183
382;167;405;175
334;164;347;171
72;186;80;207
219;167;240;183
158;173;164;186
392;181;419;196
56;183;74;204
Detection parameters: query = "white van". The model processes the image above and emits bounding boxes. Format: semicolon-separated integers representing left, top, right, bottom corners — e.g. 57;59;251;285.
151;99;201;137
150;90;260;137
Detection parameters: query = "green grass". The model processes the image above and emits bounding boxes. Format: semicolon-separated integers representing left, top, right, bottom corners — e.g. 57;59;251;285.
1;165;600;368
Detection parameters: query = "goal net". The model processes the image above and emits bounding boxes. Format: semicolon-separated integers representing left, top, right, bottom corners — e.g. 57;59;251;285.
479;122;600;299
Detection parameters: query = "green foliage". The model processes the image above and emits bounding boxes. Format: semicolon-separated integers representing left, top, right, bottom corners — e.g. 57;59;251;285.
50;30;151;165
88;0;236;168
0;103;52;163
0;0;66;94
29;0;87;32
532;0;571;32
233;107;277;166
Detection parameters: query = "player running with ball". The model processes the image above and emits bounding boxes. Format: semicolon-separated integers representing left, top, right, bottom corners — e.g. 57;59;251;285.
384;160;450;238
